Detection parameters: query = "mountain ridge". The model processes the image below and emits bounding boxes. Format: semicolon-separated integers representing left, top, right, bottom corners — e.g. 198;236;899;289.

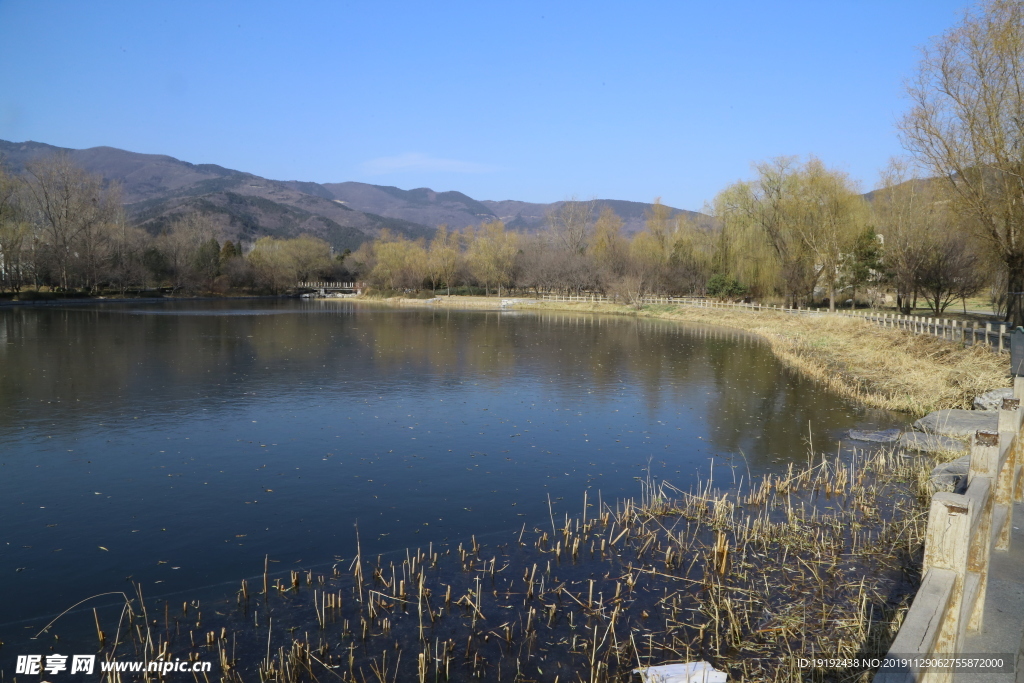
0;139;703;250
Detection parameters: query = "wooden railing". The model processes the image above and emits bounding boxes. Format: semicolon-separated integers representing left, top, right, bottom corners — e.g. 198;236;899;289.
875;381;1023;682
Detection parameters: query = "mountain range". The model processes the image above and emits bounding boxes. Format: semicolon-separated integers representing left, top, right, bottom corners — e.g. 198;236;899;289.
0;139;701;252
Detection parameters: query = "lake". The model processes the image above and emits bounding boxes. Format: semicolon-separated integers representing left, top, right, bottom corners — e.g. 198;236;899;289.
0;299;903;650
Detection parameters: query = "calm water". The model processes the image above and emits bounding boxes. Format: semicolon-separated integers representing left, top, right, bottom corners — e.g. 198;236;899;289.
0;300;902;644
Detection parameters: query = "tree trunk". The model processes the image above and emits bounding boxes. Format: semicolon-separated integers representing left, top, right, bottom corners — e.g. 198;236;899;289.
1006;256;1024;327
828;281;835;312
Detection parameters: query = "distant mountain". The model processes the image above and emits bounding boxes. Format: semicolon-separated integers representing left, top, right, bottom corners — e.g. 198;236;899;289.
0;140;435;252
0;139;705;250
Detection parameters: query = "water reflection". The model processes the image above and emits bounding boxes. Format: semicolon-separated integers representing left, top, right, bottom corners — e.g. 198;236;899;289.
0;300;902;638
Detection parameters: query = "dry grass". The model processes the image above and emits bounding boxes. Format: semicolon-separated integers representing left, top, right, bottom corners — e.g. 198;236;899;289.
527;301;1009;414
336;295;508;309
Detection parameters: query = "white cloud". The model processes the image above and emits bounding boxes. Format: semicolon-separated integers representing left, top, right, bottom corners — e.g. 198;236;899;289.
361;152;496;175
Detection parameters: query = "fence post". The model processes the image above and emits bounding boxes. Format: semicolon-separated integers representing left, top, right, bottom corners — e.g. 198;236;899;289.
923;491;974;663
967;430;1000;630
1016;376;1024;504
995;398;1021;549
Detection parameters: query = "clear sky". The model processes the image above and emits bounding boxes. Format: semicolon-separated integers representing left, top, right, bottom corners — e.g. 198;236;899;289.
0;1;971;211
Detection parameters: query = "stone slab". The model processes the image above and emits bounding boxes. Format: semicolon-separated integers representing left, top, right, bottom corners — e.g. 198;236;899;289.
913;409;998;438
848;428;902;443
900;431;971;455
975;388;1015;411
929;454;971;493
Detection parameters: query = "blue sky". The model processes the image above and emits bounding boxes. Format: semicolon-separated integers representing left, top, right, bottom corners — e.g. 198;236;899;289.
0;1;970;210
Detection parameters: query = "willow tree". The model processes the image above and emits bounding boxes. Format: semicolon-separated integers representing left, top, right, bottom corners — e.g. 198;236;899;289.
466;220;518;296
644;198;675;256
590;207;627;288
793;158;866;310
371;232;426;291
715;158;810;305
899;0;1024;325
248;234;334;293
427;225;460;295
715;157;863;307
670;212;720;295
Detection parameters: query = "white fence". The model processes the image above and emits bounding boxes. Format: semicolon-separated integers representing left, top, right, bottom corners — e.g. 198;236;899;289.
297;281;365;290
536;294;1016;354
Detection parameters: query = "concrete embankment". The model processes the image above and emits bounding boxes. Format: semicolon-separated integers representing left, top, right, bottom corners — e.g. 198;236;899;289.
867;388;1024;683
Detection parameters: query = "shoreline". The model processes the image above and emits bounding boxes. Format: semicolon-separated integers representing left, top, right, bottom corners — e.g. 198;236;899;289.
5;291;1005;413
0;294;285;307
336;295;1009;414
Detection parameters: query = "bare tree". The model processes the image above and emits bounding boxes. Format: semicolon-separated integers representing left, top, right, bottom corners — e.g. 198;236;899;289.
157;212;219;293
899;0;1024;324
873;160;934;313
109;224;150;295
547;198;594;255
23;154;120;291
75;183;123;293
917;230;987;313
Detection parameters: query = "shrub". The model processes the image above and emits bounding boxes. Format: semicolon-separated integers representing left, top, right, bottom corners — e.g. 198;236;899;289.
706;274;748;299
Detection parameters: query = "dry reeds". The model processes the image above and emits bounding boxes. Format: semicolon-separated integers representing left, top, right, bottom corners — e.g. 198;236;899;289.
72;444;935;683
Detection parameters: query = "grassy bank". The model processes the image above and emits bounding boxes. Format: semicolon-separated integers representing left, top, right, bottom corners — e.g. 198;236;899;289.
524;301;1009;415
